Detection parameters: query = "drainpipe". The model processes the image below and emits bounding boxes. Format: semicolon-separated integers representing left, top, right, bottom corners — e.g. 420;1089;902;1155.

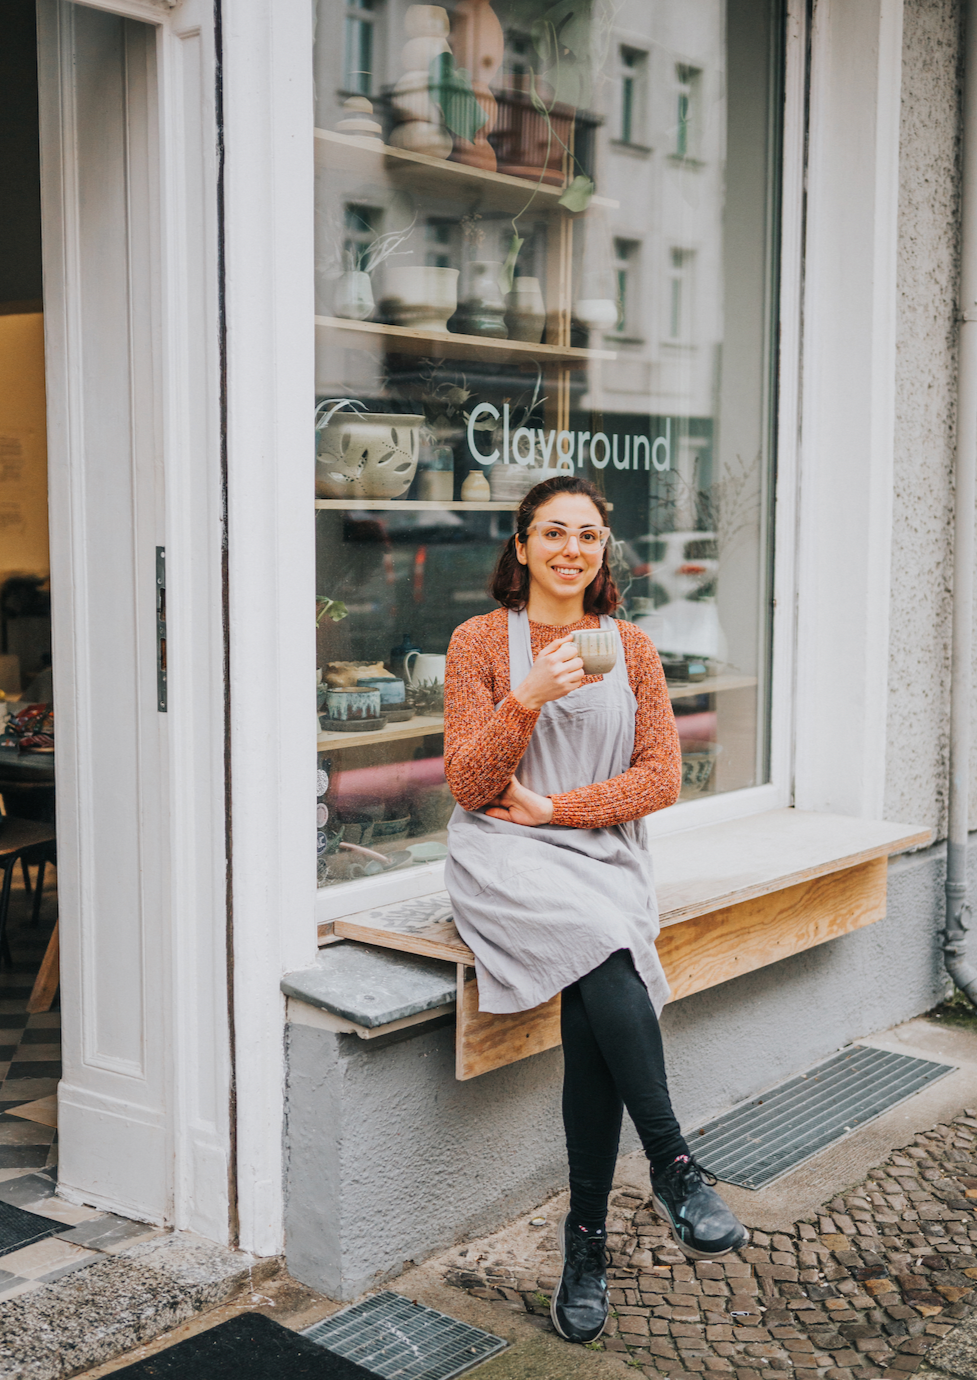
944;0;977;1007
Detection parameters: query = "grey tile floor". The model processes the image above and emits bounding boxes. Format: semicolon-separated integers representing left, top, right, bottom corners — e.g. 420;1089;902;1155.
0;863;164;1302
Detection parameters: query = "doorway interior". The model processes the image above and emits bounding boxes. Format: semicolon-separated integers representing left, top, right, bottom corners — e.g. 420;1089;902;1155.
0;0;62;1193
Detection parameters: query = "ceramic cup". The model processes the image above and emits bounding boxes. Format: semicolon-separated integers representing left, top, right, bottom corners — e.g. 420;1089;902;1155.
325;686;382;721
571;629;618;676
357;675;406;705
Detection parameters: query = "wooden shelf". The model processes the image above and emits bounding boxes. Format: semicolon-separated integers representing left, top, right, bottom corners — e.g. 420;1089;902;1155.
316;316;615;365
316;497;613;511
317;714;444;751
314;128;619;214
316;498;520;511
667;674;758;702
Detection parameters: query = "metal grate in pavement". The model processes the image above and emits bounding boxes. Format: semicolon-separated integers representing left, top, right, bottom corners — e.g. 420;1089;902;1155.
303;1290;507;1380
692;1045;953;1189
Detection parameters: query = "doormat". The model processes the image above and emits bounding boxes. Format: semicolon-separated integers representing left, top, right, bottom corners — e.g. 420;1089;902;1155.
0;1200;64;1258
692;1044;953;1189
101;1312;380;1378
303;1290;507;1380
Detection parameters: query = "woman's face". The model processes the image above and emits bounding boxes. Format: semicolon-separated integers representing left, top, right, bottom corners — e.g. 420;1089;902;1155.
515;493;607;606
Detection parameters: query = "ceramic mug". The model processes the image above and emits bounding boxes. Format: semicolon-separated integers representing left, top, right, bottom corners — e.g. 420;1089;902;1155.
403;652;446;686
570;629;617;676
325;686;382;721
357;675;406;705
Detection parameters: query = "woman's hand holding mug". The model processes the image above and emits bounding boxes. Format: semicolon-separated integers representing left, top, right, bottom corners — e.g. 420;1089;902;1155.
485;776;554;827
512;635;585;711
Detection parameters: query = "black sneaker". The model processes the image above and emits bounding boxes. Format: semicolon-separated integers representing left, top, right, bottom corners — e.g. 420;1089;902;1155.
550;1214;609;1343
652;1156;749;1260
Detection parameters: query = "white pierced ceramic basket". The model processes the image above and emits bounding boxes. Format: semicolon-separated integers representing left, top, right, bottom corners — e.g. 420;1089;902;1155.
316;412;424;499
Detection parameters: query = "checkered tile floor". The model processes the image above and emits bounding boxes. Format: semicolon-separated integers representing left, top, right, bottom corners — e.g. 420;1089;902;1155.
0;864;165;1302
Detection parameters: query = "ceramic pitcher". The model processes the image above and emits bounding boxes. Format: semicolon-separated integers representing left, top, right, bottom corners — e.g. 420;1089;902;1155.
404;652;447;686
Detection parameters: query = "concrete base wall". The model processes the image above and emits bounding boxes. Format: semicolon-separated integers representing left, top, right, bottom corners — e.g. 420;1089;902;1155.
284;843;954;1300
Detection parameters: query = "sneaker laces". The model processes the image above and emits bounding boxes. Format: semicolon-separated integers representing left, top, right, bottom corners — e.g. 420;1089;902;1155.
567;1227;607;1274
664;1154;718;1193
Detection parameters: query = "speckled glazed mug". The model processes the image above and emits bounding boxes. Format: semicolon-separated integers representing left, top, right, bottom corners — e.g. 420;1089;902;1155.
571;629;617;676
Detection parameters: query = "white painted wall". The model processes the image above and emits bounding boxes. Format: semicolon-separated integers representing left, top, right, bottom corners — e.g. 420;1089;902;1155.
220;0;318;1256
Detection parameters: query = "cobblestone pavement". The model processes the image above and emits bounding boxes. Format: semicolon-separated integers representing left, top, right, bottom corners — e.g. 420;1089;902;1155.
444;1109;977;1379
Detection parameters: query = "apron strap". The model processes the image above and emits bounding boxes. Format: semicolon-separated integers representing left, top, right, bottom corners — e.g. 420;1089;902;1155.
508;608;534;693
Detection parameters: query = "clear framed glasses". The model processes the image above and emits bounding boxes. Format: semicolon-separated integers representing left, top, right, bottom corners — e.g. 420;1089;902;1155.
522;520;611;551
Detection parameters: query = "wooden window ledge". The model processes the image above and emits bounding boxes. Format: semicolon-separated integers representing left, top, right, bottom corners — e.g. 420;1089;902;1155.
311;809;931;1077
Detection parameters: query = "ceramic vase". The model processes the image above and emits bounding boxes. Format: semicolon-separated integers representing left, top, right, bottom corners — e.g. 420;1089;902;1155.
418;470;454;500
381;265;458;332
333;270;375;321
316;412;423;498
389;5;453;160
448;0;504;171
460;469;491;501
335;95;383;144
452;260;508;337
504;277;546;342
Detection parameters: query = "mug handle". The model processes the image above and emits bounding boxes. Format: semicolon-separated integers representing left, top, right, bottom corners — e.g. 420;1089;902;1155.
404;650;419;685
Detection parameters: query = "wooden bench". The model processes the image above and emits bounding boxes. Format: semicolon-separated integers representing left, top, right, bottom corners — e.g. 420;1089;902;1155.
320;809;930;1079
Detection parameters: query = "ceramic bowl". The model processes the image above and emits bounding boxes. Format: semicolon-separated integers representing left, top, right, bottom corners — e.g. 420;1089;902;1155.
357;676;406;704
571;629;618;676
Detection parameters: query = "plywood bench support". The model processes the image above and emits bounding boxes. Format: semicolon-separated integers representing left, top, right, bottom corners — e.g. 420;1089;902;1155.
454;856;888;1079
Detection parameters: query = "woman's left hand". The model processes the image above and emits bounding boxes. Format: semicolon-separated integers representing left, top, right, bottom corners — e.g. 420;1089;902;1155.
484;776;554;827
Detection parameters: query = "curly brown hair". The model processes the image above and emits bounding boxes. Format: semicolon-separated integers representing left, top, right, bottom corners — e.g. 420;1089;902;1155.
489;474;621;614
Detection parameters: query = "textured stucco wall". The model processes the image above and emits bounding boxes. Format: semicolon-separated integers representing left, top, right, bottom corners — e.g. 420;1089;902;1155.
886;0;961;834
285;847;949;1300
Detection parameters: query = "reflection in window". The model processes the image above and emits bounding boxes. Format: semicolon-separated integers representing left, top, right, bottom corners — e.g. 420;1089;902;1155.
343;204;382;271
620;48;646;145
675;64;701;158
668;248;694;341
343;0;375;95
613;237;641;334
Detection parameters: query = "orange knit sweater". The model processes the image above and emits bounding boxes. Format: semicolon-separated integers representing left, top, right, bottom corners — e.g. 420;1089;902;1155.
443;607;681;829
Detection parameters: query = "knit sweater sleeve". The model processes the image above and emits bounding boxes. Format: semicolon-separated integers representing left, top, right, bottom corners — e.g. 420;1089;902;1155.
547;623;682;828
443;615;540;811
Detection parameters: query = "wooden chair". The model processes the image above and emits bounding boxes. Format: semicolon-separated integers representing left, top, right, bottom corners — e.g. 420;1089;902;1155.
0;819;57;967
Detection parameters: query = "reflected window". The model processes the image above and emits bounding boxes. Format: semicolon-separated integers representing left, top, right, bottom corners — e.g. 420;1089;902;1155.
667;248;694;342
343;0;376;95
620;47;647;146
675;64;701;159
613;237;641;335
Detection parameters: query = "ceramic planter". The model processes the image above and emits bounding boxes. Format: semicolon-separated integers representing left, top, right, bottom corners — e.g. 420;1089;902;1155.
325;687;382;721
460;469;491;501
357;675;406;704
504;277;546;342
316;412;423;498
381;266;458;332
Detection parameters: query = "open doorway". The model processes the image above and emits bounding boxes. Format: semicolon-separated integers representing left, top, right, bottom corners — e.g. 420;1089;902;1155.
0;0;61;1186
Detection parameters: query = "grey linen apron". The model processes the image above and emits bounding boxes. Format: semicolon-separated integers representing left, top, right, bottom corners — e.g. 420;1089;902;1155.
444;609;671;1016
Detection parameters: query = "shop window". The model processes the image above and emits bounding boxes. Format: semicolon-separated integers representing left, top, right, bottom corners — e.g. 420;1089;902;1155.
675;64;702;159
619;47;647;146
313;0;784;894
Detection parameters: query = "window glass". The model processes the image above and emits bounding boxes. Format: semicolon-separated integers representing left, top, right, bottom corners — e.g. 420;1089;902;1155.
313;0;783;891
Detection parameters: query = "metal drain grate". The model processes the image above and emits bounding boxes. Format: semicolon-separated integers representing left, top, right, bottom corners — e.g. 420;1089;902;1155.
692;1045;953;1189
303;1290;507;1380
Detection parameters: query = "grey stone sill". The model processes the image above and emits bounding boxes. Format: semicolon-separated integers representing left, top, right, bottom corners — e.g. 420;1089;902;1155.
282;940;456;1029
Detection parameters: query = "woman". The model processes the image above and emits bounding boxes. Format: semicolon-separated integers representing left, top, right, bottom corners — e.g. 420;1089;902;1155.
443;474;747;1346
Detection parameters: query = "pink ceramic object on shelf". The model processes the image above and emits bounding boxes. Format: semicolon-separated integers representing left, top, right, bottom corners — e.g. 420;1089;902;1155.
448;0;503;171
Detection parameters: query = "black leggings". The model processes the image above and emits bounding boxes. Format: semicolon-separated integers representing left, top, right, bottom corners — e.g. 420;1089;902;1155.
561;948;689;1225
